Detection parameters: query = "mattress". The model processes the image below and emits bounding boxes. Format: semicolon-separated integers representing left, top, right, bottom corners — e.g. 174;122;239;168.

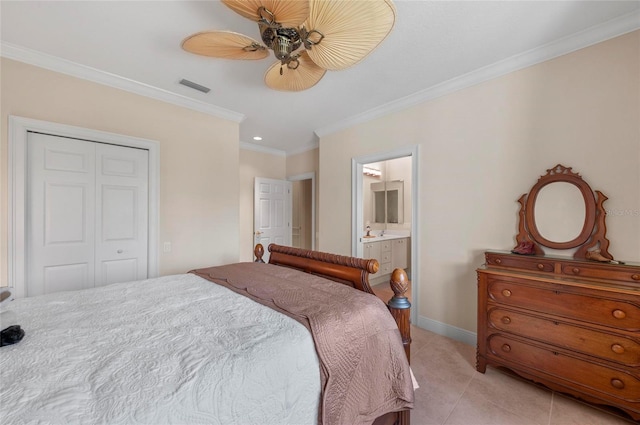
0;273;321;425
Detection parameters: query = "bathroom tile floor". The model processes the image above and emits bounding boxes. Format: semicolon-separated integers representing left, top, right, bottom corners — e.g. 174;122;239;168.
404;324;637;425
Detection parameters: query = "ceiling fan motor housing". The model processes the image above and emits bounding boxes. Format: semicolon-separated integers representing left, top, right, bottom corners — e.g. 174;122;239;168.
259;22;302;62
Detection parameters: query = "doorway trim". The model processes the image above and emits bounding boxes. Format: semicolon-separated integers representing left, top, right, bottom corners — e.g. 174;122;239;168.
352;145;419;324
287;172;316;250
8;115;160;297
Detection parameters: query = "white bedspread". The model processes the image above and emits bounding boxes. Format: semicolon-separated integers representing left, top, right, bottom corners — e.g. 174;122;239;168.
0;274;320;425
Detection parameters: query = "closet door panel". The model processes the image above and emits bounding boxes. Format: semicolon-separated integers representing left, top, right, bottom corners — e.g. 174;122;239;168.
27;133;96;296
95;143;149;287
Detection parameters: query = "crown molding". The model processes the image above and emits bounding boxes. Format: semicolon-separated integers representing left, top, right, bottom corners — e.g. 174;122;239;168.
315;9;640;138
0;42;245;123
239;141;286;157
240;140;318;157
286;141;319;157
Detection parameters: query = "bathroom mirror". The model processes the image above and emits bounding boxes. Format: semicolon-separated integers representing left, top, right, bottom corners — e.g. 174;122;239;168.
514;164;612;260
372;180;404;224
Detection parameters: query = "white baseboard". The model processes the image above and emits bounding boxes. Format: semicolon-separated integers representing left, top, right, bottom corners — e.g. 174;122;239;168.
417;315;477;347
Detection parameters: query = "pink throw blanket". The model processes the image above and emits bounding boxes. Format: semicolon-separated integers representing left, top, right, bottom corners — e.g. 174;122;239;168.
190;262;414;425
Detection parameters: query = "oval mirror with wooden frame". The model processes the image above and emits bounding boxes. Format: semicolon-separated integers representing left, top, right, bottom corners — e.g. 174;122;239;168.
514;164;614;260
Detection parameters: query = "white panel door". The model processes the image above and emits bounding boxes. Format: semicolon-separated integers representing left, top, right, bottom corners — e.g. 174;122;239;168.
254;177;292;262
27;133;96;296
95;143;148;287
26;132;149;296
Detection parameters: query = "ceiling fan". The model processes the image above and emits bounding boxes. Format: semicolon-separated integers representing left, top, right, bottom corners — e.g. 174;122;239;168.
182;0;396;91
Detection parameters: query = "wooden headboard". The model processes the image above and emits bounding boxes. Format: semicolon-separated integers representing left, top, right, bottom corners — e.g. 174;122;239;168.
255;243;379;293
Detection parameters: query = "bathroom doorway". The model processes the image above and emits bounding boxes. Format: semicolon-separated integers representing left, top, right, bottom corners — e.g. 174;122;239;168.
352;146;418;324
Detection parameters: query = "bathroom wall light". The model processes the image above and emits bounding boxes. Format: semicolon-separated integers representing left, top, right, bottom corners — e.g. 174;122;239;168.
253;136;263;141
363;166;381;177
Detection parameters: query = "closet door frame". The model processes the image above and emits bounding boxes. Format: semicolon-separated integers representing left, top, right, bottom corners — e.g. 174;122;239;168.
8;115;160;298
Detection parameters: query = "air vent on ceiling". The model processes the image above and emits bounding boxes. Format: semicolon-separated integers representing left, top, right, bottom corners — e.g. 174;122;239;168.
179;78;210;93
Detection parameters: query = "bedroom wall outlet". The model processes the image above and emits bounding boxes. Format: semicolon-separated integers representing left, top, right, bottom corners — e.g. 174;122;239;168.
163;242;171;253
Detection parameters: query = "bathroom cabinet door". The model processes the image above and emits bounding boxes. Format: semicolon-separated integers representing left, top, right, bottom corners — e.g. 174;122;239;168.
392;238;409;269
363;242;381;265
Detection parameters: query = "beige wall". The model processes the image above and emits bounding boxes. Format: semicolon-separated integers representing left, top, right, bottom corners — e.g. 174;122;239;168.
319;31;640;334
286;148;319;177
1;58;241;284
239;149;286;262
287;148;319;247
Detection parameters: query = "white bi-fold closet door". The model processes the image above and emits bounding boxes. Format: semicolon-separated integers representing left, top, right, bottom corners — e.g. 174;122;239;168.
26;132;149;296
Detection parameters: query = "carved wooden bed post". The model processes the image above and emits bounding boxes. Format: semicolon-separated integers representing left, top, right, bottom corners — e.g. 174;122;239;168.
388;268;411;425
388;268;411;363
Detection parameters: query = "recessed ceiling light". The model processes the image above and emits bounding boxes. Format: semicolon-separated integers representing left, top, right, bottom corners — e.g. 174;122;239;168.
253;136;263;141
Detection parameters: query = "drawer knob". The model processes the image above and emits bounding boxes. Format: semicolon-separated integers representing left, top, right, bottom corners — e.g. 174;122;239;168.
501;289;512;297
611;344;625;354
495;258;502;264
572;267;580;274
501;344;511;353
612;309;627;320
537;263;545;270
501;316;511;325
611;378;625;390
632;274;640;281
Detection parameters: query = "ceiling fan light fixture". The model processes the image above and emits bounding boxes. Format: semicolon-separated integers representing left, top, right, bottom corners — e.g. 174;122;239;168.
273;35;293;61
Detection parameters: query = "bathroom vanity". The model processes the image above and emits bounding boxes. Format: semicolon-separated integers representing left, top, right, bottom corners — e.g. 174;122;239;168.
363;234;410;285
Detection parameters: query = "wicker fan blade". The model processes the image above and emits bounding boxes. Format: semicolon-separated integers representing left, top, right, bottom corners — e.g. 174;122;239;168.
182;31;269;60
304;0;395;70
222;0;310;28
264;52;326;91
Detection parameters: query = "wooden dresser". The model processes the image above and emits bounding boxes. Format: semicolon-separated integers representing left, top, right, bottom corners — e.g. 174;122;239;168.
477;250;640;420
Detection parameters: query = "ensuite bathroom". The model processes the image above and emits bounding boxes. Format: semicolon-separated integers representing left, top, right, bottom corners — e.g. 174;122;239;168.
361;156;412;287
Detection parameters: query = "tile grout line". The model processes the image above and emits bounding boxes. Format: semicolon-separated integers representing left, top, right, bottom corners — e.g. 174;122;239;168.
439;370;477;425
548;391;555;425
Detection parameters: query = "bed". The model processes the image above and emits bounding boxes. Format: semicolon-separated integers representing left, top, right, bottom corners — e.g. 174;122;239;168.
0;244;414;425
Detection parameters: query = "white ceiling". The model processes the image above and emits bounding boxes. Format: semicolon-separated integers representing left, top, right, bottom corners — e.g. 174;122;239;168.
2;1;639;155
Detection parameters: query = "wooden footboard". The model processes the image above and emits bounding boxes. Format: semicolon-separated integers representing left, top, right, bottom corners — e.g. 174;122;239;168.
254;243;412;425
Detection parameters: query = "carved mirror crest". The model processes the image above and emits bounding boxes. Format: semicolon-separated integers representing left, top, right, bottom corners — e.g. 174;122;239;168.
514;164;613;260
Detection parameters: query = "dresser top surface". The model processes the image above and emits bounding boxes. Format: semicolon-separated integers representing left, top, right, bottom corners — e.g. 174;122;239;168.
485;250;640;268
481;250;640;293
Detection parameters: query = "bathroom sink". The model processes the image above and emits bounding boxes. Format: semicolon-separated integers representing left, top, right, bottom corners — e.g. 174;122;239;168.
362;234;409;241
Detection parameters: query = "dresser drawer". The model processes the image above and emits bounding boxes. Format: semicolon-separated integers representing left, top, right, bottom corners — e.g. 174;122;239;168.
561;262;640;284
486;252;554;273
488;307;640;366
487;277;640;331
487;334;640;403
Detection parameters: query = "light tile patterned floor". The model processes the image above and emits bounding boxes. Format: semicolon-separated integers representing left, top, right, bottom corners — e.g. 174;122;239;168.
407;325;637;425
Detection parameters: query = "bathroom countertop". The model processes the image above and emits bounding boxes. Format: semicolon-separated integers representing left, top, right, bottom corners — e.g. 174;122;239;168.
361;233;410;241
